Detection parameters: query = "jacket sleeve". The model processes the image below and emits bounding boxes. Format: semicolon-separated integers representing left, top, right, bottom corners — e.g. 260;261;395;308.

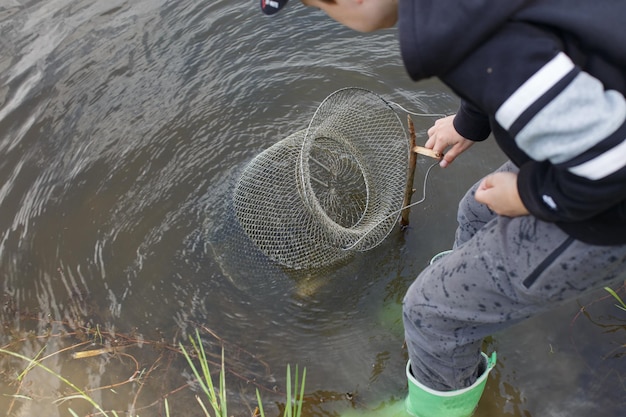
453;100;492;142
443;22;626;223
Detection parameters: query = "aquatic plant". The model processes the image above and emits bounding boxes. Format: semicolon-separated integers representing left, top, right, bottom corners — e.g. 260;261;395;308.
179;329;228;417
179;328;307;417
0;324;307;417
605;286;626;312
255;364;306;417
0;347;119;417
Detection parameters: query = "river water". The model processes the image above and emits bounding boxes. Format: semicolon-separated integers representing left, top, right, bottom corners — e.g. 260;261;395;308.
0;1;624;416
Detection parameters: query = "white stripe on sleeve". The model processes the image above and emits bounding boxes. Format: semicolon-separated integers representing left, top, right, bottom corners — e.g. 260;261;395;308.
568;138;626;180
496;52;575;130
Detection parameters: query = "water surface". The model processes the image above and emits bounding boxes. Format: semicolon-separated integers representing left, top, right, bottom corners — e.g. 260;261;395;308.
0;1;624;416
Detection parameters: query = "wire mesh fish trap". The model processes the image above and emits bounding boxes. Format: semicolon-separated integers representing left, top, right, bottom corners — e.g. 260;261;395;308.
233;87;409;270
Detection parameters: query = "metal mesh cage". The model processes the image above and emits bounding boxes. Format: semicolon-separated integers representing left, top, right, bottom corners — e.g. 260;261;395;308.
233;88;409;269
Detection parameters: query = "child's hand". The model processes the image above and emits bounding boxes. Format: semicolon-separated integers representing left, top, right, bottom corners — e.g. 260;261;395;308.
475;172;529;217
425;115;474;168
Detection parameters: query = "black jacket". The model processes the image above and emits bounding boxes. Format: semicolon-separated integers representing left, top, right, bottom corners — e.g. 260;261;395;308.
398;0;626;245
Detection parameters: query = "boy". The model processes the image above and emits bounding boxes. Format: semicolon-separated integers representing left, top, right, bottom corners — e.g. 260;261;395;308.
259;1;626;416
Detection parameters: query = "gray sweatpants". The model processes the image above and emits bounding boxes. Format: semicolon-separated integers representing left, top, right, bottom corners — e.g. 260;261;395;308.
403;161;626;391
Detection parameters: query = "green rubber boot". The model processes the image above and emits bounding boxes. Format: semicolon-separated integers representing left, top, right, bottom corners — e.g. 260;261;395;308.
405;352;497;417
340;352;496;417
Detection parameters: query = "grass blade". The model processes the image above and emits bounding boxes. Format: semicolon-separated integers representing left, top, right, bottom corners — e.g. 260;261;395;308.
179;329;229;417
255;389;266;417
0;348;108;415
605;286;626;311
296;367;306;417
285;364;292;417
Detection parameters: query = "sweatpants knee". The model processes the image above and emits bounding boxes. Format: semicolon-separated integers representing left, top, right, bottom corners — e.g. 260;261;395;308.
402;272;449;341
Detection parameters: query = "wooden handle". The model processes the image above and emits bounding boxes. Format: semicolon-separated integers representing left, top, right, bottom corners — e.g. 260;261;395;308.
412;145;442;160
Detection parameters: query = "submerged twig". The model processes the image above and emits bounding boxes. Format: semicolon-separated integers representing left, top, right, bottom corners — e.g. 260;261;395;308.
400;115;418;228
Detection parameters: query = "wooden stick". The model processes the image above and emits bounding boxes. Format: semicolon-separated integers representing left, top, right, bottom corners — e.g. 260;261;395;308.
412;145;442;160
400;115;418;227
72;345;130;359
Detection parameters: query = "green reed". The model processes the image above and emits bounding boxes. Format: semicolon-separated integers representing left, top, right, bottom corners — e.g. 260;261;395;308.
256;364;306;417
179;329;228;417
0;347;120;417
2;329;307;417
180;329;307;417
605;286;626;312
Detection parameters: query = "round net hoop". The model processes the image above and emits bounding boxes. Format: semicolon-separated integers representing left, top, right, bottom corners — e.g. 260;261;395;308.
297;87;408;252
233;87;409;269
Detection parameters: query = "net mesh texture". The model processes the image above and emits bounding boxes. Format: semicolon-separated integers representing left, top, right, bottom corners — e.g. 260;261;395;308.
233;88;409;270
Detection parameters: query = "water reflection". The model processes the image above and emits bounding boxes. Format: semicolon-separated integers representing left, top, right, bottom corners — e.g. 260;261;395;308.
0;1;624;416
